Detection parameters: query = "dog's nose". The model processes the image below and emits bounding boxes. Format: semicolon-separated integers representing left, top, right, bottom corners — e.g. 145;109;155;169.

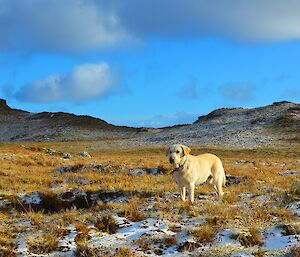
169;157;175;163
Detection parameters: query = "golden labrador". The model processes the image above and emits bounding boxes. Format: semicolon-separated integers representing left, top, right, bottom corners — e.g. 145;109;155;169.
166;144;226;203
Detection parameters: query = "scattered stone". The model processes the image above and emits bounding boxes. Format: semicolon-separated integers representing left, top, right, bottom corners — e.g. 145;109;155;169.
177;241;201;252
239;193;255;199
58;188;87;203
55;164;84;173
129;167;164;176
261;186;273;192
78;151;91;158
91;190;127;203
259;160;270;166
272;162;286;167
0;196;11;209
45;148;56;155
61;153;72;159
226;175;241;186
278;170;300;176
55;164;107;173
129;168;147;176
235;160;254;165
150;168;161;175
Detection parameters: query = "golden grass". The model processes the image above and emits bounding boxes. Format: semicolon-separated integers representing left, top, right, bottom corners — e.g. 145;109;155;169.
0;141;300;255
114;246;135;257
192;224;218;243
27;233;59;254
94;214;118;234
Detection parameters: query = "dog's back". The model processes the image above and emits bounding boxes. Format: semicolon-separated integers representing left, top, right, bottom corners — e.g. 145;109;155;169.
195;153;226;193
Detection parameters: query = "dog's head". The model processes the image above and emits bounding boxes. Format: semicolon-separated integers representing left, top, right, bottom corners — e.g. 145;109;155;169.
166;144;191;169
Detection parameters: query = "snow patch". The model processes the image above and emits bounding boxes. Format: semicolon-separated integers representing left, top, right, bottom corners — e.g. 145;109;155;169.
19;192;42;204
263;226;299;251
278;169;300;176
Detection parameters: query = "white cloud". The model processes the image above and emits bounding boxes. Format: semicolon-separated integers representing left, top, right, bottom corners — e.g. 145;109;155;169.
0;0;132;51
14;62;119;102
1;0;300;53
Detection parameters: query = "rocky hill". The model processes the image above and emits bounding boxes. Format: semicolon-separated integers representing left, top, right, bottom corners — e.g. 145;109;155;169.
0;99;299;148
0;99;138;142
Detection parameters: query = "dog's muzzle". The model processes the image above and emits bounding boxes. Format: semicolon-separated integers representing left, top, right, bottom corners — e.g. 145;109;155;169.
169;157;175;164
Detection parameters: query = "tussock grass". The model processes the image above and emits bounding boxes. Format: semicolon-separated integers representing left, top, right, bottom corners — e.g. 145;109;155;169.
114;246;135;257
230;228;263;247
0;230;16;256
27;233;59;254
1;142;300;256
192;224;218;243
94;214;118;234
74;244;103;257
123;197;146;221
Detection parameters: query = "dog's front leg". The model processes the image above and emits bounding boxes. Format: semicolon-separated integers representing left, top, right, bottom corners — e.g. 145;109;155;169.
179;186;186;202
188;183;195;204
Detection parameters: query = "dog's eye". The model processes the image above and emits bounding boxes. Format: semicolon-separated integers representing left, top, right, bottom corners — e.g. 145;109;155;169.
176;150;180;154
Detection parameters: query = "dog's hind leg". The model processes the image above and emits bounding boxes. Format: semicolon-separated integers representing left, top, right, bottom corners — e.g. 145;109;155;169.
180;186;186;202
215;178;224;197
188;183;195;204
212;161;225;197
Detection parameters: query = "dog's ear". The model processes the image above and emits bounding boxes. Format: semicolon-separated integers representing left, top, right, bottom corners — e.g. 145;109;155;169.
166;146;170;156
181;145;191;156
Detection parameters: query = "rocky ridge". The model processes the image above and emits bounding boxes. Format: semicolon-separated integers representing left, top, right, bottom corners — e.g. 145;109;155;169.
0;99;299;148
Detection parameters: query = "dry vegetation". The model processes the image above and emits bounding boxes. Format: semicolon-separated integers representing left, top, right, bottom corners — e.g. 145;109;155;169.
0;141;299;256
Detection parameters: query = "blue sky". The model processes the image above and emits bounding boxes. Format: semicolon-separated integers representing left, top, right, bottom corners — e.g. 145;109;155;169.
1;0;300;127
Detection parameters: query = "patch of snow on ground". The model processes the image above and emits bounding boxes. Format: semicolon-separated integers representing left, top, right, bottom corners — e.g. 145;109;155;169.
287;201;300;217
19;192;42;204
54;225;77;257
214;229;241;246
87;216;205;256
16;233;29;257
89;217;174;247
233;252;253;257
263;226;299;251
278;169;300;176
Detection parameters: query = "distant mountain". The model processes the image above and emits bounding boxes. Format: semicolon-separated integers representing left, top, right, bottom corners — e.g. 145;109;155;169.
0;99;299;148
0;99;138;142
